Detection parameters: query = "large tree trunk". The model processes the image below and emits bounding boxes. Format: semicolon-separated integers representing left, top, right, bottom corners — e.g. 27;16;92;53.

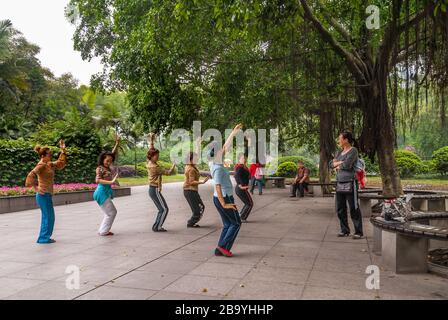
359;75;403;197
319;105;335;193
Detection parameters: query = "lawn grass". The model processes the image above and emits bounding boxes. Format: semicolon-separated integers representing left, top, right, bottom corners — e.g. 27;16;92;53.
366;175;448;190
118;174;185;187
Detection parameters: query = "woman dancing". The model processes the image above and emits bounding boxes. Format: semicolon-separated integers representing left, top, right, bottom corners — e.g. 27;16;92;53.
93;134;121;236
25;139;67;244
209;124;243;257
234;153;253;222
147;134;176;232
183;152;209;228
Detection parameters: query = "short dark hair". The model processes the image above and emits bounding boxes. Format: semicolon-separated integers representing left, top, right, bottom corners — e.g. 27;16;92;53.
297;160;304;164
340;131;356;145
98;151;116;166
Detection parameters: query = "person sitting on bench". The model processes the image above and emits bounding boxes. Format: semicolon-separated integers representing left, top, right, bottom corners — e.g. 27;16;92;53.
290;160;310;198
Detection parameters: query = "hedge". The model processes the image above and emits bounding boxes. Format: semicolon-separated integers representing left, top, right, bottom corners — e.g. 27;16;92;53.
394;150;423;178
275;156;317;176
432;146;448;175
0;139;98;187
274;161;298;178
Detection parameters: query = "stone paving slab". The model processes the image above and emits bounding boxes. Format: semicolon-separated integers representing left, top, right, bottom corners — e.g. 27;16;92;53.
0;182;447;300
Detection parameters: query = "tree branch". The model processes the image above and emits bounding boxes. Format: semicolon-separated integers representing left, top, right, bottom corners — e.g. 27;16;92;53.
299;0;367;84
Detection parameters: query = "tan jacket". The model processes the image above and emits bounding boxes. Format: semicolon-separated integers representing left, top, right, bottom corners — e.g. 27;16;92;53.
147;161;169;191
183;164;200;191
25;152;67;194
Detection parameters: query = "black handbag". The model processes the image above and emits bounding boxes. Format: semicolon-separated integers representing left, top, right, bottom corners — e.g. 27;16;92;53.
336;181;353;193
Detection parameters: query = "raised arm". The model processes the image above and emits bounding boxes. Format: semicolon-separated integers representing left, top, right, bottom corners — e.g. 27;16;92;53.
112;133;121;156
223;123;243;153
52;139;67;170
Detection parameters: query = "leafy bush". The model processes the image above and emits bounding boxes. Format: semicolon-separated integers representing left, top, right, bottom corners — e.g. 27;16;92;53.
115;148;148;166
0;139;98;187
432;146;448;175
116;165;137;177
420;160;436;175
362;156;380;175
274;156;317;176
274;162;298;178
394;150;423;178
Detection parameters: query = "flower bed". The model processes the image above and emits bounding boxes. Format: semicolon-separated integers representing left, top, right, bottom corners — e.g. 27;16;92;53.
0;184;131;214
0;183;100;197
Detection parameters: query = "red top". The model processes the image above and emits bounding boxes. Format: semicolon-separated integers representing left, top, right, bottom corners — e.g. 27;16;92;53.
249;163;261;177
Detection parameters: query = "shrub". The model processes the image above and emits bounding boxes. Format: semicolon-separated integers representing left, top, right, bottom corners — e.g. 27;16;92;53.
274;156;317;176
394;150;423;178
362;156;380;175
432;146;448;175
0;139;98;187
116;165;137;177
420;160;436;175
274;162;298;178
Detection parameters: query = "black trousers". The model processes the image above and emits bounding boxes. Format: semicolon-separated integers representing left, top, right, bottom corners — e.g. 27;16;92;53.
183;190;205;226
292;182;308;197
335;182;363;235
235;186;253;221
148;186;169;231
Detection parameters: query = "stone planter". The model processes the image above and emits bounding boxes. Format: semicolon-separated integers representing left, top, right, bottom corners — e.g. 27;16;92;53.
0;188;131;214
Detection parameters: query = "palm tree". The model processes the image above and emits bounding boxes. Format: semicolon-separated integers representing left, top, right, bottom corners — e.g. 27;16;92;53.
0;19;12;62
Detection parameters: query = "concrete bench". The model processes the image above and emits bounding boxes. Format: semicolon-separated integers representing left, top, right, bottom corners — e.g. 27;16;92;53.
359;192;448;218
290;182;335;197
358;193;392;217
371;214;448;273
372;211;448;255
308;182;335;197
410;194;448;212
264;177;286;189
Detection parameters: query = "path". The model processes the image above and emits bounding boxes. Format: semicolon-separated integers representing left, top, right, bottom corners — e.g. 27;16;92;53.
0;183;447;300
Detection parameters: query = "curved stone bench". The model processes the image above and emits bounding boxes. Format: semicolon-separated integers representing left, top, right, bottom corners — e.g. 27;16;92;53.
370;215;448;273
360;192;448;217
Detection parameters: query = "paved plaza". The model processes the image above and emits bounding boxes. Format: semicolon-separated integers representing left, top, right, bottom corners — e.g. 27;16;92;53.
0;182;447;300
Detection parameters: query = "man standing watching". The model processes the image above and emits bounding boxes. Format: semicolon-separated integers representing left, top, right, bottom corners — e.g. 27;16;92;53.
290;160;310;198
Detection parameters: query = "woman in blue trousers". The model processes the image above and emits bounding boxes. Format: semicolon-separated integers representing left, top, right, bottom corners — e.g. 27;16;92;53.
25;140;67;244
208;124;243;257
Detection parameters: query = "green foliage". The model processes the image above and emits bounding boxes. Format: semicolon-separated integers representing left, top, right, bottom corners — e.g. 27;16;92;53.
276;156;317;176
116;148;148;166
432;146;448;175
362;156;380;175
136;162;147;177
394;150;423;178
420;160;436;175
0;139;97;187
274;161;298;178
